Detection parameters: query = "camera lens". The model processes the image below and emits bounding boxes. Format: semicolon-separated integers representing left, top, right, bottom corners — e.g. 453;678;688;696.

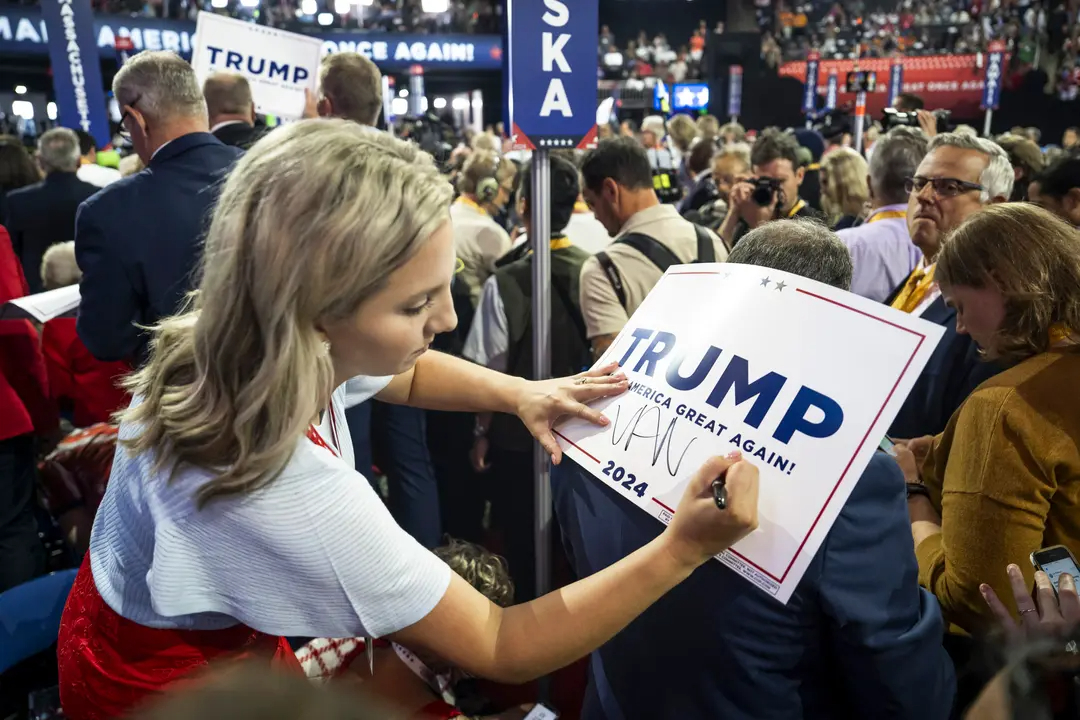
752;187;774;206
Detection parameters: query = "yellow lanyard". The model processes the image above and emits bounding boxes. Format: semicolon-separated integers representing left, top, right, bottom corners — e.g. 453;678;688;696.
523;236;571;254
786;199;806;218
868;209;907;223
890;264;937;314
1050;323;1075;346
573;201;590;213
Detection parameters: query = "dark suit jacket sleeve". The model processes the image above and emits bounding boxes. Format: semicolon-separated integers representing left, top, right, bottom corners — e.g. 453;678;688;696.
817;454;956;719
75;201;140;362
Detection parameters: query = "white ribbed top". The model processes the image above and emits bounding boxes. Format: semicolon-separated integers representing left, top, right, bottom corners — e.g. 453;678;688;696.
88;378;452;639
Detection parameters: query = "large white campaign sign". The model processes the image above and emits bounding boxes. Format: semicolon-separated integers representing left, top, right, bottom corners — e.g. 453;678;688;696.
191;12;321;120
556;263;944;603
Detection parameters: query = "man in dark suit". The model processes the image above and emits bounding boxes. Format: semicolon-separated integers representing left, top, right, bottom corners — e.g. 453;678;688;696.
203;71;266;151
886;133;1011;438
4;128;98;294
75;51;243;363
551;220;955;720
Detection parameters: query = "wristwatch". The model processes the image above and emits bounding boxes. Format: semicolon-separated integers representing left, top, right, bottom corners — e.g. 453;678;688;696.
906;482;931;501
473;421;488;439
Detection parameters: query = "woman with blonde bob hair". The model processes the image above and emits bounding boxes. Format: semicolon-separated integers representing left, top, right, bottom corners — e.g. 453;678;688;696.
56;119;760;719
819;147;869;230
901;203;1080;636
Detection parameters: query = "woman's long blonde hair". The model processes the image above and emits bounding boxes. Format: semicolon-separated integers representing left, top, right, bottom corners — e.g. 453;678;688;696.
121;120;453;506
820;147;869;224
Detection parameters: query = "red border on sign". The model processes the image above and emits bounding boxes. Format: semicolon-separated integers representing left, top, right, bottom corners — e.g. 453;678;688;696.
561;275;928;585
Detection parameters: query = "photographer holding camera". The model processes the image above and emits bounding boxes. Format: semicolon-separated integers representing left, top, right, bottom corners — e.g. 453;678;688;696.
718;129;825;248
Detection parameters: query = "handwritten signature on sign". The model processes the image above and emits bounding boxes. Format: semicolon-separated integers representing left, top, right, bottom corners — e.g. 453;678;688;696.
609;401;696;478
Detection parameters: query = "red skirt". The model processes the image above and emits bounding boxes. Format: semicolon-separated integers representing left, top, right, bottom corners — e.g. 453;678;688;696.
58;554;301;720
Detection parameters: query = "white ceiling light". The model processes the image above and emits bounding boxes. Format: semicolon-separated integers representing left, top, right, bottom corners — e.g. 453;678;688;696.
47;102;57;120
398;88;409;98
421;0;449;12
391;97;409;116
317;12;334;25
211;0;229;7
12;100;34;120
451;97;469;111
433;97;447;109
14;85;27;95
334;0;350;13
300;0;317;13
239;0;260;7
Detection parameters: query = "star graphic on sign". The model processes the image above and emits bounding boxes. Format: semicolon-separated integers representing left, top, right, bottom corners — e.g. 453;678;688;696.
775;280;787;291
760;276;771;287
696;88;710;106
676;87;697;107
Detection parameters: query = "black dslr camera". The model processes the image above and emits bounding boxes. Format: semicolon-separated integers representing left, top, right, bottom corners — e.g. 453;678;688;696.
750;176;783;207
882;107;953;133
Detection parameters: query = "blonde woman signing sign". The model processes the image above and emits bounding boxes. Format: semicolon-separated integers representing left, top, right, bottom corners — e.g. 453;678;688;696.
56;120;760;720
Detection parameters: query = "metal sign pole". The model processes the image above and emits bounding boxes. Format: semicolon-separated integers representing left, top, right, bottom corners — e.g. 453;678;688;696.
853;91;867;154
530;148;553;703
505;0;596;702
983;108;993;138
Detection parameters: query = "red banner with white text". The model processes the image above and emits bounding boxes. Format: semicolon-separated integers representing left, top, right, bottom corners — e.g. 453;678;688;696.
779;54;1011;120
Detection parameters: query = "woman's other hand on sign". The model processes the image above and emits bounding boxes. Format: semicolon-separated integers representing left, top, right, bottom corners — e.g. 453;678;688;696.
515;362;628;465
663;452;760;569
981;564;1080;643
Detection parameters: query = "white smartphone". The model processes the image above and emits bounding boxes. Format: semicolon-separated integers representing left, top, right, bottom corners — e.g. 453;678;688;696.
523;703;560;720
1030;544;1080;595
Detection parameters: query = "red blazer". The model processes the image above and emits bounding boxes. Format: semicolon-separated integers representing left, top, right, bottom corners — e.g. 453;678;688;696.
42;318;131;427
0;225;55;442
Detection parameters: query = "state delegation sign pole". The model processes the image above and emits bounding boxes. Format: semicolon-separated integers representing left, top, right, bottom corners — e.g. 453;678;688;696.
505;5;597;696
531;149;553;604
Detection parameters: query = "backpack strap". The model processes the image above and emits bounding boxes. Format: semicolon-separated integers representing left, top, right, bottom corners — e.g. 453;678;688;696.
596;229;714;311
693;224;716;263
615;232;684;271
595;250;628;311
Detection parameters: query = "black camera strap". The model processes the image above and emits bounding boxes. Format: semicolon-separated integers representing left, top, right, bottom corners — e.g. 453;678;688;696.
595;225;716;311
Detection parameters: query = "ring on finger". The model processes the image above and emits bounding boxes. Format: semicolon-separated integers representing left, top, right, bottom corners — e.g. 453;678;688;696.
1019;608;1037;616
575;377;590;385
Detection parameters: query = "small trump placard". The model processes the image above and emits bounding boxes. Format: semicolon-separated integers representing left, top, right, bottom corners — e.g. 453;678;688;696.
191;11;322;120
555;262;944;603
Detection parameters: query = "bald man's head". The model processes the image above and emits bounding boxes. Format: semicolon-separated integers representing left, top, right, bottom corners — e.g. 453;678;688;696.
203;72;254;126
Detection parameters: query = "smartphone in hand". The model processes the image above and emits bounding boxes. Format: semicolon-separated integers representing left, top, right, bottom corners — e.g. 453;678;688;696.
1030;544;1080;596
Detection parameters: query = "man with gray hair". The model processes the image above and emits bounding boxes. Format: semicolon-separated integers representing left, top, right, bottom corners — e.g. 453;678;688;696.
553;219;955;720
887;131;1012;437
3;127;98;293
203;71;265;150
74;50;242;363
836;127;928;303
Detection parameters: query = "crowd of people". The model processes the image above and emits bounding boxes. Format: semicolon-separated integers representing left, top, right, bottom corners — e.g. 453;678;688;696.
764;0;1080;97
7;0;503;34
598;21;717;84
2;28;1080;720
